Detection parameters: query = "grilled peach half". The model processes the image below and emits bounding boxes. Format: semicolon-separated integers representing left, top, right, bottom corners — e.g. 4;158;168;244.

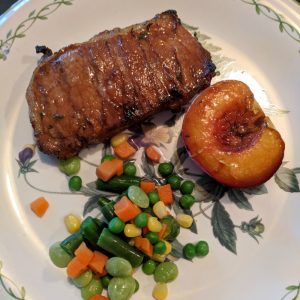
182;80;285;188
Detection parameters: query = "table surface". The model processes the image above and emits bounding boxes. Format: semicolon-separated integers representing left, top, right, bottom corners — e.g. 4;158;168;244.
0;0;17;16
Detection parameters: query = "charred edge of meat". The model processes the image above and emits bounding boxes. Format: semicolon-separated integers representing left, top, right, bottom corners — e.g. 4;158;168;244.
123;104;141;122
169;88;182;98
35;45;53;64
205;61;216;77
35;45;53;56
156;10;180;23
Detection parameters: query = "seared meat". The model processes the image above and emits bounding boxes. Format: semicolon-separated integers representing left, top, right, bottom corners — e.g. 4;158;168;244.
26;10;215;159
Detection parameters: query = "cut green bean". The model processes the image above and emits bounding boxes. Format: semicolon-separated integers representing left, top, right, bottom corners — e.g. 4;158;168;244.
60;231;83;256
97;228;144;268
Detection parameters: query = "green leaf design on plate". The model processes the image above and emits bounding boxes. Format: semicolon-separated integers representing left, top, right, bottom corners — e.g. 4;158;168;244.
241;0;300;43
242;184;268;195
293;168;300;174
28;10;36;17
228;189;253;211
255;4;260;14
195;173;226;202
0;261;26;299
141;152;156;179
286;285;299;291
83;195;100;216
211;201;237;254
16;159;38;176
6;30;12;39
170;239;184;259
275;166;300;193
182;23;198;31
0;0;74;61
170;146;189;167
281;283;300;300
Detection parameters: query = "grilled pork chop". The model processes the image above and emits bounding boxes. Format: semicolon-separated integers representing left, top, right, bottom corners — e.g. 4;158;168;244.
26;10;215;159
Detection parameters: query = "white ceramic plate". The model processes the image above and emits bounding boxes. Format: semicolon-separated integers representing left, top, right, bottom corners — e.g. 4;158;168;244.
0;0;300;299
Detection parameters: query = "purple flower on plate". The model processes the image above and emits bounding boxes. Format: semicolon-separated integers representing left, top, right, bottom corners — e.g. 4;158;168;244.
18;147;34;164
16;144;37;176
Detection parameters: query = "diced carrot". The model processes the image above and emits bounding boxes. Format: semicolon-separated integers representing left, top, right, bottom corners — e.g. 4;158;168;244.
113;141;136;160
88;251;109;275
140;180;156;194
145;146;161;163
141;238;153;257
157;184;173;205
115;159;124;176
74;242;94;265
114;196;141;222
158;223;168;240
89;295;110;300
134;236;144;248
66;256;88;279
134;236;153;257
98;268;108;277
30;197;49;217
96;159;123;181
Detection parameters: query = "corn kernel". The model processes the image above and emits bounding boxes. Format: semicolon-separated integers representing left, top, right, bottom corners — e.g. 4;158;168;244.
148;217;162;233
152;283;168;300
124;224;142;238
176;213;193;228
153;201;168;219
152;253;166;263
111;132;129;147
64;214;81;233
163;240;172;255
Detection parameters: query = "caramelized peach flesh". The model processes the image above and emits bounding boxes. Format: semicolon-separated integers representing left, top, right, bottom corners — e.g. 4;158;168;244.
182;80;285;188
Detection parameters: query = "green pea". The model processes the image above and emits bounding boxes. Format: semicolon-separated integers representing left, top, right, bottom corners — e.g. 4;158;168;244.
142;260;157;275
127;185;149;208
101;154;116;163
134;279;139;293
195;240;209;257
106;257;133;277
179;194;195;209
167;175;182;190
81;278;103;300
108;217;125;234
68;176;82;191
180;180;195;195
158;162;174;178
124;162;137;176
148;191;160;206
145;232;159;244
183;243;196;260
49;241;72;268
134;212;148;228
58;156;80;176
154;241;166;254
72;270;93;288
154;262;178;283
108;277;136;300
101;275;111;289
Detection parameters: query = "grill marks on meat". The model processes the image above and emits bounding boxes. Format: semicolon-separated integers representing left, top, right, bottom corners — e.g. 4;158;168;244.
26;10;216;159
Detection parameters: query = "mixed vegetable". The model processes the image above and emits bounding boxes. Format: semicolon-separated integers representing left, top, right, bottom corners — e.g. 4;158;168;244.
48;133;209;300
